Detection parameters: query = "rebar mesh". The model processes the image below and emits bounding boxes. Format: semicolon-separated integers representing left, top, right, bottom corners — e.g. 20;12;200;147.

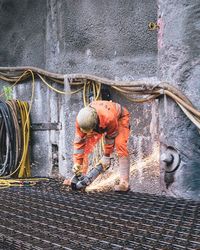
0;180;199;249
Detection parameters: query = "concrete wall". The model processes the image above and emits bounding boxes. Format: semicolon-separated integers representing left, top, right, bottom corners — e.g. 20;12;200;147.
46;0;157;77
1;0;199;200
0;0;158;179
158;0;200;199
0;0;46;67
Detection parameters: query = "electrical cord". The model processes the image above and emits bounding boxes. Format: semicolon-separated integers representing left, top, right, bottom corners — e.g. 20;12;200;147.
0;67;200;133
0;100;16;176
0;177;49;188
0;70;35;178
0;100;31;177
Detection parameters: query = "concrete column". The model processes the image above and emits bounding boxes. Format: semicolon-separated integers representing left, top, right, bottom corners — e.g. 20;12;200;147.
45;0;83;178
158;0;200;199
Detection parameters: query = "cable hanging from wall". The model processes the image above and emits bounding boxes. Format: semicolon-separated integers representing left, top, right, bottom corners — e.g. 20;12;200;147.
0;99;31;178
0;66;200;131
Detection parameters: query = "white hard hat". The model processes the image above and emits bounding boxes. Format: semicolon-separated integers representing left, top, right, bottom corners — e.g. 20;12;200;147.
77;106;98;132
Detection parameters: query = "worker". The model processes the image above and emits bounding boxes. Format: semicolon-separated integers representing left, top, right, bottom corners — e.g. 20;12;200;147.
63;100;130;191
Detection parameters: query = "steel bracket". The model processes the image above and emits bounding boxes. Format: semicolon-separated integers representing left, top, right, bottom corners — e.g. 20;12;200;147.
31;122;62;131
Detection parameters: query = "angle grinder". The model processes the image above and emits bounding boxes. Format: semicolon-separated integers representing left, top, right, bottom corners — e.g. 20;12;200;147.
71;163;104;191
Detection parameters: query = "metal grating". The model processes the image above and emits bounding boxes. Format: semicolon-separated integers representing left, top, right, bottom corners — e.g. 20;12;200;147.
0;180;199;249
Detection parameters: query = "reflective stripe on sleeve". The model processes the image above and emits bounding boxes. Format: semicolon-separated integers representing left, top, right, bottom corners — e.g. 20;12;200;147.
104;138;115;145
106;131;118;139
115;103;123;118
73;148;84;154
115;103;121;114
74;135;86;144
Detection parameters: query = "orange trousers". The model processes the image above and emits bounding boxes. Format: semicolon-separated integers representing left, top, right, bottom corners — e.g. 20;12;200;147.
82;109;130;174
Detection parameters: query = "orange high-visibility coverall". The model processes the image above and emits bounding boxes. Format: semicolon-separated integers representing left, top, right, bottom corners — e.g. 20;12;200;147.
73;101;130;170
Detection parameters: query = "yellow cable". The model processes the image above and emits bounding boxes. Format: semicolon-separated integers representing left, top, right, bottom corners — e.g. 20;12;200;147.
17;101;31;177
118;91;160;103
95;82;101;100
17;70;35;177
0;70;35;178
92;81;96;100
0;177;49;188
38;74;83;95
83;80;88;107
164;90;200;118
0;71;31;98
177;103;200;130
0;178;49;182
2;68;200;173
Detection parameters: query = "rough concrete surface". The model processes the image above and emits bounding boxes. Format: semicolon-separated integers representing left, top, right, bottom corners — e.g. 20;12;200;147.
0;0;158;186
0;0;46;67
158;0;200;200
6;0;200;200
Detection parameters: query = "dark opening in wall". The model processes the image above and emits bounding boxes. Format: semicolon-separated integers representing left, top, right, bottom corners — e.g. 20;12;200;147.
52;144;59;177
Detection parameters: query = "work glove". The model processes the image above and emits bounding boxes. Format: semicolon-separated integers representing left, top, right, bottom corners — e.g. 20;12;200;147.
72;163;82;176
99;155;111;171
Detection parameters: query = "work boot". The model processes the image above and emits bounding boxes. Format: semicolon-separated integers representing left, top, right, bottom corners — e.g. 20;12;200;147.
114;180;130;192
114;157;130;192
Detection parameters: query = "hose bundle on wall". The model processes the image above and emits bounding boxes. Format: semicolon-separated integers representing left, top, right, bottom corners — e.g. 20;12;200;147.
0;66;200;130
0;99;30;177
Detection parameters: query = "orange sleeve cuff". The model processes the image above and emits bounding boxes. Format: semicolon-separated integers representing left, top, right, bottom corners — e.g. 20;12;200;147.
73;157;83;165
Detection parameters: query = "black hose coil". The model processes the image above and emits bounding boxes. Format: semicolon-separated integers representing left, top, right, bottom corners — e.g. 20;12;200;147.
0;100;30;177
